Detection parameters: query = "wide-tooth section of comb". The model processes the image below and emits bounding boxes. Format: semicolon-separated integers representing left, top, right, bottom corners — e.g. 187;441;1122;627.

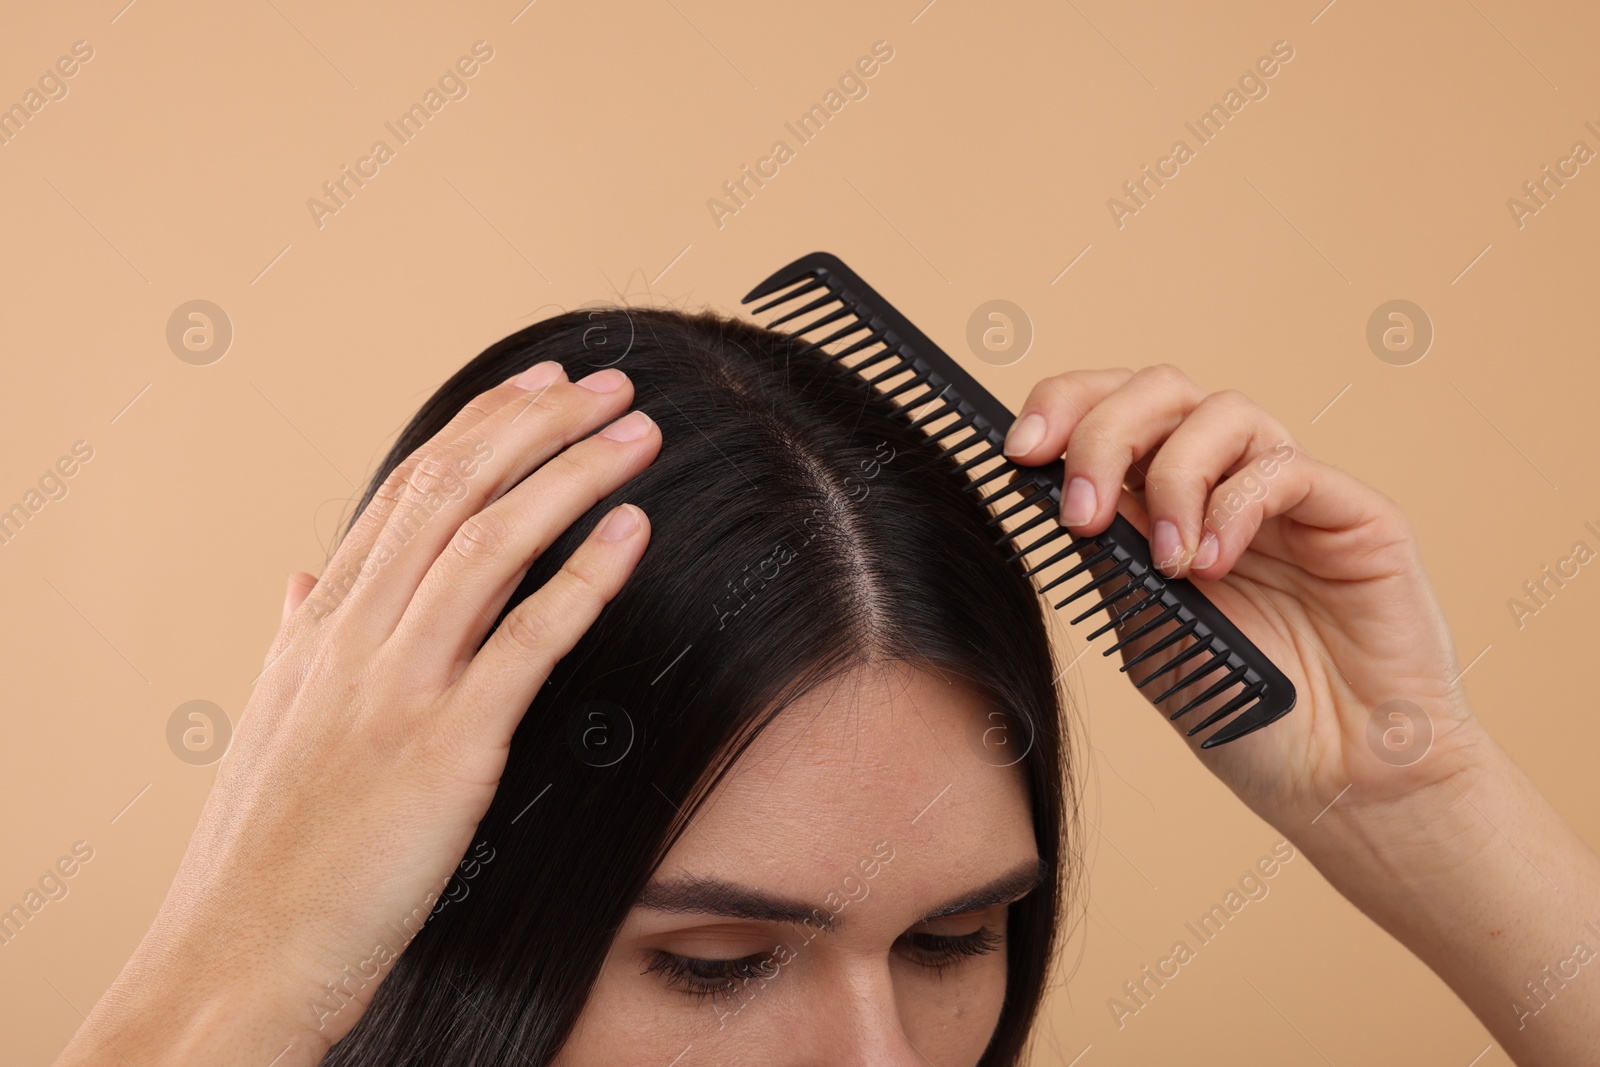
1092;597;1174;645
1136;635;1217;691
741;253;1297;749
1097;601;1180;647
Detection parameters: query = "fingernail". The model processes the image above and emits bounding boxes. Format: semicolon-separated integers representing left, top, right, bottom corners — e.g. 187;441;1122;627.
1060;476;1097;526
1152;520;1182;573
599;503;641;542
1003;412;1046;457
576;368;626;393
600;409;653;442
512;360;564;391
1193;529;1219;569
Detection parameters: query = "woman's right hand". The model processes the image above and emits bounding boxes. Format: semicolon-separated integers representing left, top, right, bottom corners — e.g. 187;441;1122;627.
56;360;660;1067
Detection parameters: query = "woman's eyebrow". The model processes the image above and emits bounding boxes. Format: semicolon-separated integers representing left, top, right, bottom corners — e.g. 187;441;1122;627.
635;858;1047;931
917;858;1046;923
636;876;839;931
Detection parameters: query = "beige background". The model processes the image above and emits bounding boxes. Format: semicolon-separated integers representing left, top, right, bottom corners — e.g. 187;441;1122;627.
3;0;1597;1061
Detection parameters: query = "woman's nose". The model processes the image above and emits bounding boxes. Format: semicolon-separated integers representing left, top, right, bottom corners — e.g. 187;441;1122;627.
800;962;936;1067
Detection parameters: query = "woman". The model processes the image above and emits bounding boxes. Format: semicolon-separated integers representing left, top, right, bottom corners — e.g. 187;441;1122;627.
53;307;1600;1065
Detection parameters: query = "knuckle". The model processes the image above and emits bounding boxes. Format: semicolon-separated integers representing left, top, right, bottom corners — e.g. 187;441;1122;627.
1030;373;1079;409
558;549;606;601
1139;362;1191;389
1143;457;1205;495
369;465;412;513
408;453;463;499
1387;510;1418;548
1207;388;1254;413
1367;484;1411;534
305;560;362;618
498;602;552;654
505;381;564;423
451;510;510;561
429;401;501;450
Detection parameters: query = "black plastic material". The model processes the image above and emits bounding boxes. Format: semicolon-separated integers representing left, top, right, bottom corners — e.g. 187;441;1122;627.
740;252;1296;748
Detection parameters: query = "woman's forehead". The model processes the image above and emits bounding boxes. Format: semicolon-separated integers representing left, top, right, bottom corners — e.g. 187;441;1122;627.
649;664;1038;924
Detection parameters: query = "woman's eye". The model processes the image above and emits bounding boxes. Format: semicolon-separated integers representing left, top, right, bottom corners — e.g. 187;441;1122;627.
643;949;781;1003
897;925;1005;976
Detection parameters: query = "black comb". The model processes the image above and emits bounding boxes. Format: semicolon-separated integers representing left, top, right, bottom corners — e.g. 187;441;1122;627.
740;252;1296;748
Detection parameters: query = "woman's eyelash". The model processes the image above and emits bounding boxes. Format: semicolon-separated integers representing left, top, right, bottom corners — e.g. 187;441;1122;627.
899;925;1005;976
642;949;780;1003
643;926;1004;1003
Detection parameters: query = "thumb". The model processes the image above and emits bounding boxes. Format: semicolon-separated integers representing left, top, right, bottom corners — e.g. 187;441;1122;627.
263;572;319;674
281;571;318;625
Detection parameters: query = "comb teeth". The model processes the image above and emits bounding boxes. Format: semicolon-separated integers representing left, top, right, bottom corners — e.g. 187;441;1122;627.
741;253;1297;749
1094;598;1171;646
1037;545;1115;594
750;277;826;316
1136;635;1216;691
1054;560;1134;608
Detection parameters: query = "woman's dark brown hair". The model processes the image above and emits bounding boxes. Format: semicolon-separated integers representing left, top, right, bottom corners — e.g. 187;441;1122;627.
322;305;1077;1065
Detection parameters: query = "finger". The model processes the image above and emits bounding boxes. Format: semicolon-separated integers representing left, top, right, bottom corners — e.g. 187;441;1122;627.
1187;447;1407;582
1001;368;1134;464
1056;364;1207;535
262;572;320;671
282;572;317;624
452;502;651;738
306;360;570;630
1138;390;1300;578
336;365;638;639
394;408;661;678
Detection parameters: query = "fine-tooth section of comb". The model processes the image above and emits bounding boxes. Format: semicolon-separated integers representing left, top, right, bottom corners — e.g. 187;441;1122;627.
740;252;1298;748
